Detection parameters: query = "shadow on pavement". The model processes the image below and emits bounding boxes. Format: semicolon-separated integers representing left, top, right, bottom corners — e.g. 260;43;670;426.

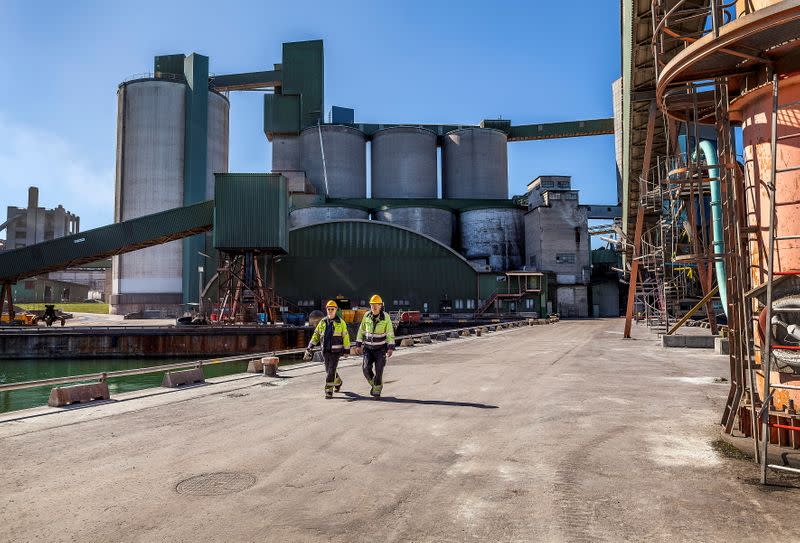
340;391;498;409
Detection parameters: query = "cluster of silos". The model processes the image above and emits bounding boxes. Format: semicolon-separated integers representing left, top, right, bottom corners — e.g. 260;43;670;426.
111;78;229;314
285;124;522;271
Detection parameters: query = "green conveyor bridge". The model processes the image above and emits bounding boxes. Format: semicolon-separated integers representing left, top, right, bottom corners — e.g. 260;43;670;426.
0;201;214;285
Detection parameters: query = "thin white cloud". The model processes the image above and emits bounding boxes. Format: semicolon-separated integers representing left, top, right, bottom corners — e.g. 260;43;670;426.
0;113;114;232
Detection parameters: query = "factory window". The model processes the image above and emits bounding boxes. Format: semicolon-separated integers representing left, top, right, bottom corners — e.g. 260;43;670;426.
542;180;554;188
525;298;536;309
549;193;561;200
454;299;464;309
558;180;570;189
466;299;475;309
556;252;576;264
575;227;581;244
564;193;578;200
529;255;537;267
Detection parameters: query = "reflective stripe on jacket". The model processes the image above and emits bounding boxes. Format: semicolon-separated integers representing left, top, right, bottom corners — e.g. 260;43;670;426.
356;311;395;350
309;317;351;353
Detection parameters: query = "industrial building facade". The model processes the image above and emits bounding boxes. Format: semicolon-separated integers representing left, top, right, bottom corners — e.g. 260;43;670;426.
4;187;80;250
101;40;615;318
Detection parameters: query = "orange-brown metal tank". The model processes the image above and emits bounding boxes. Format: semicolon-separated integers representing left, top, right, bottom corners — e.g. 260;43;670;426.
736;0;783;16
735;73;800;409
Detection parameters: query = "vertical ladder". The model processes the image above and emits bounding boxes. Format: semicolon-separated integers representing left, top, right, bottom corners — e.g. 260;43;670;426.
760;74;800;483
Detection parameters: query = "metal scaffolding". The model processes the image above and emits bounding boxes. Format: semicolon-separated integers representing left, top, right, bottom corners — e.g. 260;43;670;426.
635;0;800;483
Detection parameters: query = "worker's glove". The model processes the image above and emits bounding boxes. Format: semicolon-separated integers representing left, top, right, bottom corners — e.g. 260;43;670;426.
303;349;313;362
356;346;363;356
386;349;393;358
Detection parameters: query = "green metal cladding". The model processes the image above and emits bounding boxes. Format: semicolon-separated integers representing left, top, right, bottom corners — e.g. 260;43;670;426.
213;174;288;253
274;220;478;308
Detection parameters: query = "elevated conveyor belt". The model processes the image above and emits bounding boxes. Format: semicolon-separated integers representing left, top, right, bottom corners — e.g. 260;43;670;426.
0;201;214;284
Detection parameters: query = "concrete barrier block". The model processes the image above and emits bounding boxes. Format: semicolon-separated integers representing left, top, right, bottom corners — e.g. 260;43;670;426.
460;330;471;337
715;337;730;355
400;338;415;347
162;367;205;388
48;381;110;407
661;334;716;349
487;326;496;332
437;333;448;341
420;335;432;344
246;359;263;373
262;356;279;376
449;331;460;339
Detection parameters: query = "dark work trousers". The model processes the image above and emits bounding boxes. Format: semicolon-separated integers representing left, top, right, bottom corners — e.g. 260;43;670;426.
323;352;342;386
362;347;387;385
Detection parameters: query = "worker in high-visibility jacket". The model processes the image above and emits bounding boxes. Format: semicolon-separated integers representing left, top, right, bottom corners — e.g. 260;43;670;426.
306;300;351;399
355;294;395;398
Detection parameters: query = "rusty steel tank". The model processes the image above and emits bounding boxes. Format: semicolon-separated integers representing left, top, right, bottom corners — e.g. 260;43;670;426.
733;69;800;410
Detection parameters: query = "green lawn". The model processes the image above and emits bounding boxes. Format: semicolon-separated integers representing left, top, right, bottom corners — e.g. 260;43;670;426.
17;302;110;314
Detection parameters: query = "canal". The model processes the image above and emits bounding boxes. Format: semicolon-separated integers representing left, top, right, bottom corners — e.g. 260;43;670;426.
0;356;301;414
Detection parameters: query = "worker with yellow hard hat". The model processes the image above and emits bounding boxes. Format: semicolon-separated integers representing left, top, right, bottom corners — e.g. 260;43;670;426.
355;294;395;399
306;299;351;399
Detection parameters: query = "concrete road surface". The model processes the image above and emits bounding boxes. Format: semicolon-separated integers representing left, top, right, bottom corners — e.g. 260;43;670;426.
2;319;800;542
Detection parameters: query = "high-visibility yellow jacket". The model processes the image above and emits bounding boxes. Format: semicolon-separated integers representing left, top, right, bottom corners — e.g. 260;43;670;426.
356;311;395;350
309;317;351;353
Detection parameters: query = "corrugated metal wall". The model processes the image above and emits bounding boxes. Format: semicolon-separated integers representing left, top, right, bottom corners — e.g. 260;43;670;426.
275;220;477;309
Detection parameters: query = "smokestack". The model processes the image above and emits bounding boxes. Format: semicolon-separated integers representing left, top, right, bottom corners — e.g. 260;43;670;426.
27;186;39;209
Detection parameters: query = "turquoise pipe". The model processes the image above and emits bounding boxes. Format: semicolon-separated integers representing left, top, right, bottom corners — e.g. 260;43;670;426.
699;139;728;317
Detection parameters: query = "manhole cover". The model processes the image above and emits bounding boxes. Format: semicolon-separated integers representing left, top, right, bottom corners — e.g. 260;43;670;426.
176;472;256;496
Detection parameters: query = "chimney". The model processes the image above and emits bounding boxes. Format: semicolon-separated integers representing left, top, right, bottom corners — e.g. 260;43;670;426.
27;186;39;209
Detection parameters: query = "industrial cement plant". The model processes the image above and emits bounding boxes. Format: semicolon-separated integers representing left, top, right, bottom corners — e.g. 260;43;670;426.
8;3;800;540
0;39;619;325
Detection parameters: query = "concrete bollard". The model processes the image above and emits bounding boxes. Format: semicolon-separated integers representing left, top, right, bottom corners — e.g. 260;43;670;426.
162;367;205;388
476;328;482;337
263;356;279;376
420;335;432;344
400;338;415;347
48;381;110;407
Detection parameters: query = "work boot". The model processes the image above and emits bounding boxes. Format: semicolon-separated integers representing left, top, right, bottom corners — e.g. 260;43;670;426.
370;384;382;399
334;374;343;392
325;389;333;399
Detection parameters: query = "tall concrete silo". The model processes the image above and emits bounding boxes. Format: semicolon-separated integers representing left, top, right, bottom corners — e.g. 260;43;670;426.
371;127;437;198
374;205;454;246
111;78;229;315
459;207;524;271
300;125;366;198
442;128;508;199
289;205;370;229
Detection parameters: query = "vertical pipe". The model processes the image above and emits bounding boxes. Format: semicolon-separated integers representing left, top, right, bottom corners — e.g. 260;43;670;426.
699;139;728;317
760;73;779;485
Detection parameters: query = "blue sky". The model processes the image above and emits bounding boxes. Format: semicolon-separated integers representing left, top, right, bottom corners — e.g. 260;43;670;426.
0;0;620;231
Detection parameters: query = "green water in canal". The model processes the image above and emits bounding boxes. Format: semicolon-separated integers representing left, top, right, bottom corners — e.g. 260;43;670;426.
0;357;257;414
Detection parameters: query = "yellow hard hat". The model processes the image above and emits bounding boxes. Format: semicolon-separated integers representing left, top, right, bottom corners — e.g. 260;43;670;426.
369;294;383;304
325;300;338;309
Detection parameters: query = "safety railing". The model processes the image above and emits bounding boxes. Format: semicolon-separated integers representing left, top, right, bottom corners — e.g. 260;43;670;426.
0;319;539;394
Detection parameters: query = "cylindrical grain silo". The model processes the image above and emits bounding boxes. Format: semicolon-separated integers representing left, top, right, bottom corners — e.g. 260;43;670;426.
459;207;524;271
442;128;508;199
289;205;370;229
371;127;437;198
300;125;366;198
206;91;230;196
374;205;454;246
111;78;229;315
